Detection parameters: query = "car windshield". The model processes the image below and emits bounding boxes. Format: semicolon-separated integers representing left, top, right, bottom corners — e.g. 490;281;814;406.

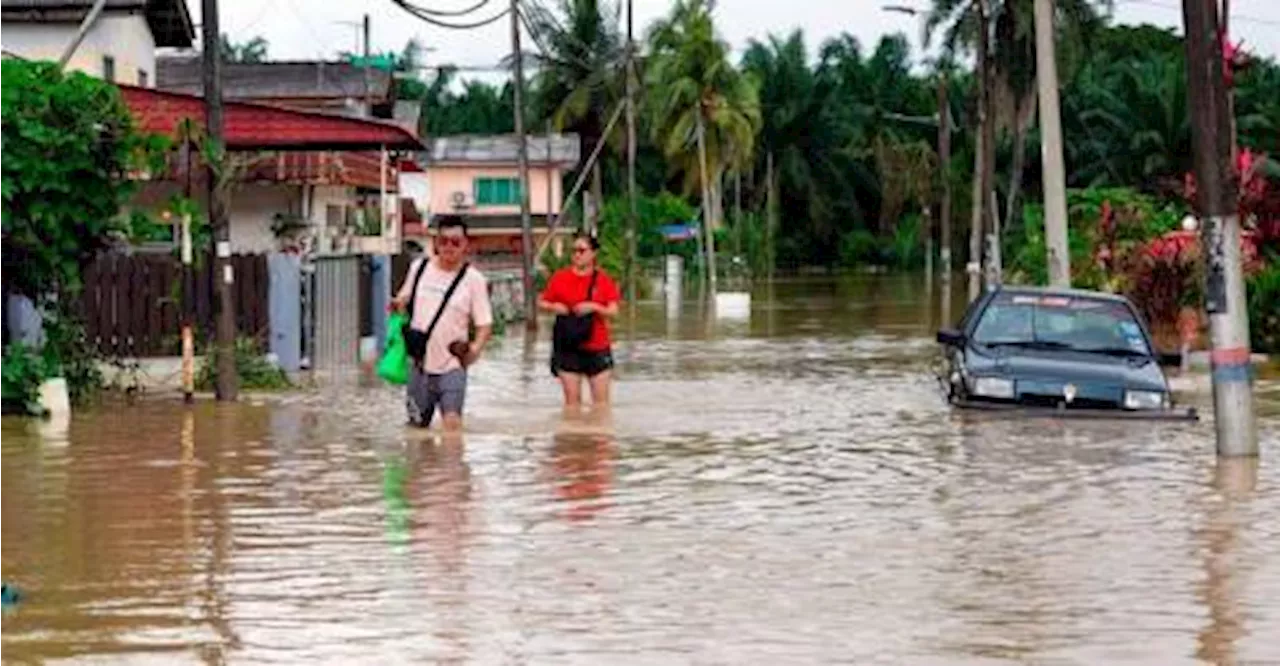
971;293;1153;356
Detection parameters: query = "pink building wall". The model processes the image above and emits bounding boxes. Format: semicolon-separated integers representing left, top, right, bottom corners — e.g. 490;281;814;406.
427;164;566;217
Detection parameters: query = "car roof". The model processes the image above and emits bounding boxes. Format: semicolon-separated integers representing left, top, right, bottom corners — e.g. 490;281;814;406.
992;284;1133;304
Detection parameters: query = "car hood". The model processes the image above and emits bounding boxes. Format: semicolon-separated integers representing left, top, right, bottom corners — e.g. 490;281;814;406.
965;346;1169;392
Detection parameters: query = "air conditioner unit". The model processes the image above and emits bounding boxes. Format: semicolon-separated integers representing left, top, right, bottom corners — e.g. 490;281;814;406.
450;191;470;209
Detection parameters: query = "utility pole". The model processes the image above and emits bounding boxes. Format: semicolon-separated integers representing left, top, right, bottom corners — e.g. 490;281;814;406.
624;0;638;304
510;0;537;329
937;74;952;282
1183;0;1256;456
968;0;992;302
201;0;237;400
363;14;372;117
1034;0;1070;287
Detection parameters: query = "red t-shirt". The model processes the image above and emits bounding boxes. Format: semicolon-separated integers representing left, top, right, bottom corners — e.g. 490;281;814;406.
540;268;621;352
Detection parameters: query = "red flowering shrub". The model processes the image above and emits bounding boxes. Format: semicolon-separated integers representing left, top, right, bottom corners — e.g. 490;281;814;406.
1124;230;1262;334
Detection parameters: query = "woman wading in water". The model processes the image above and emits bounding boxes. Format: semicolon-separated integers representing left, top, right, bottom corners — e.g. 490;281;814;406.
538;233;621;408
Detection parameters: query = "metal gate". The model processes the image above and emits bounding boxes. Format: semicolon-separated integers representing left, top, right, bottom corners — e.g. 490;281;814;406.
310;255;362;371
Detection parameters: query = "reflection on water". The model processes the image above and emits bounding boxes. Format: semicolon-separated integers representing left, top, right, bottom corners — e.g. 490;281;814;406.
3;274;1278;664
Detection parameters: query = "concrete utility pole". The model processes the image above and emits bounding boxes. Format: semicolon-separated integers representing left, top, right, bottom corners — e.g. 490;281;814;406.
1183;0;1257;456
201;0;238;400
510;0;537;329
624;0;639;304
1034;0;1071;287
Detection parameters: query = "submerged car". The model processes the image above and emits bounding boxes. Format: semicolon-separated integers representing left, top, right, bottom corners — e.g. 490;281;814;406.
936;286;1197;420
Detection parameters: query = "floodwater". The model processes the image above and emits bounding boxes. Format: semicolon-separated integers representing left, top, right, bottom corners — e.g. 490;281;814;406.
3;275;1279;665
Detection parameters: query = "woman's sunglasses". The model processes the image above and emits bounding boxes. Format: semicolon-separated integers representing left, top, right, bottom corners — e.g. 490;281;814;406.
572;245;592;254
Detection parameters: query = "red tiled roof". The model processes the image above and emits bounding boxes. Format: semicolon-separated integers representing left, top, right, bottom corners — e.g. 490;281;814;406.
119;85;422;151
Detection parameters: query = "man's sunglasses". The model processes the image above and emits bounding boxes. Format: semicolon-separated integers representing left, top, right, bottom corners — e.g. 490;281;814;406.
437;235;466;248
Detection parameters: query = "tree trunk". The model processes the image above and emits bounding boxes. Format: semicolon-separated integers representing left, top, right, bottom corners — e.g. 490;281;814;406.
590;158;604;234
1003;100;1032;240
766;151;776;281
695;111;717;294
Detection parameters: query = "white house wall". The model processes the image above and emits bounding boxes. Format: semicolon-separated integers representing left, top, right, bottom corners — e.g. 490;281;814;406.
228;184;303;254
3;14;157;86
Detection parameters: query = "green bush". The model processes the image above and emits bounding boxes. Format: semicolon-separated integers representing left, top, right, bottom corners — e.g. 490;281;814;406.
197;338;292;392
2;343;49;415
1008;187;1185;287
839;229;880;266
1247;261;1280;354
3;59;167;299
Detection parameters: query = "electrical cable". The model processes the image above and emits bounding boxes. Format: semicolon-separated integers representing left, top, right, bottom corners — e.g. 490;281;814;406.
390;0;512;30
404;0;492;17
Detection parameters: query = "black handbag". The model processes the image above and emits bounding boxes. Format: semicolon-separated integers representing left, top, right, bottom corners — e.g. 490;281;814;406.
403;260;470;363
552;269;597;352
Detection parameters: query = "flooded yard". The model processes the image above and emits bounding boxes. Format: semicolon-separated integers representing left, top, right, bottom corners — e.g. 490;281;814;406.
3;275;1279;664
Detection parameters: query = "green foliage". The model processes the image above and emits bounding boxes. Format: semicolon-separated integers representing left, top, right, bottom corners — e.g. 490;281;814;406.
41;313;105;406
839;229;881;267
221;35;269;63
1247;261;1280;354
1007;187;1184;286
2;59;167;299
196;338;292;392
2;343;48;415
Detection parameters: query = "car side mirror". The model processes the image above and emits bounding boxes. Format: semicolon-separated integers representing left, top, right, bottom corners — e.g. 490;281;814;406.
936;328;965;347
1157;351;1183;367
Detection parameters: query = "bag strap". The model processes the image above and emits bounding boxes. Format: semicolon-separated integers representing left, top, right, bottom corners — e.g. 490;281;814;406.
422;262;471;343
586;269;598;301
405;257;431;322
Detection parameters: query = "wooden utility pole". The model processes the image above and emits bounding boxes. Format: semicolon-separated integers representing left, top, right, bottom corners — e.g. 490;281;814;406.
180;140;195;403
363;14;372;117
510;0;537;329
1183;0;1256;456
967;0;992;302
978;0;996;295
937;74;952;282
1034;0;1070;287
201;0;237;400
624;0;638;303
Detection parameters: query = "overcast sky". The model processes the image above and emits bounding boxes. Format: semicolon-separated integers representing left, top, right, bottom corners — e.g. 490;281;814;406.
193;0;1280;78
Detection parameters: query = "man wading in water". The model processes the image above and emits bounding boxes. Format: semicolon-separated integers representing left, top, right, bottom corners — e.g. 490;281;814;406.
391;218;493;431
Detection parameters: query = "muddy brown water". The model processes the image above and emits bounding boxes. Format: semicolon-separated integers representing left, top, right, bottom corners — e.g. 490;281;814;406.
4;275;1279;665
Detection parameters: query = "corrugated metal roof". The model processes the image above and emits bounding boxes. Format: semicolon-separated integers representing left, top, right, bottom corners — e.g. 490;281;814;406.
427;134;581;166
1;0;194;47
156;57;393;102
119;85;423;151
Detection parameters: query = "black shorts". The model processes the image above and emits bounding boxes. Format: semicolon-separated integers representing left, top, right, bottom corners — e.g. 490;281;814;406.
551;347;614;377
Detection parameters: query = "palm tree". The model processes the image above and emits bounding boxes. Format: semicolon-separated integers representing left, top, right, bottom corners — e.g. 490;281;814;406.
524;0;625;231
645;0;760;291
924;0;1110;281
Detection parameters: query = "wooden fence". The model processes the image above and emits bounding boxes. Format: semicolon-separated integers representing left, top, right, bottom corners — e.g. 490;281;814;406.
78;253;269;357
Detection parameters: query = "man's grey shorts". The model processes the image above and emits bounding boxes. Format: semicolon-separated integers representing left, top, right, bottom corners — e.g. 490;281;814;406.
406;368;467;427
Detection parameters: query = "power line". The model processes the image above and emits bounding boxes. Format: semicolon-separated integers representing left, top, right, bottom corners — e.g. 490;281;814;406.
406;0;493;17
390;0;512;29
1117;0;1280;27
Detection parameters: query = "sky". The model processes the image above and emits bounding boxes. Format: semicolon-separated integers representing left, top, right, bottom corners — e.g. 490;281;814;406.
193;0;1280;80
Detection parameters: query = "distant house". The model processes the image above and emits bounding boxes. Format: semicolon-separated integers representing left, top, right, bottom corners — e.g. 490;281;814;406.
149;57;420;255
414;134;582;258
1;0;194;86
156;56;396;119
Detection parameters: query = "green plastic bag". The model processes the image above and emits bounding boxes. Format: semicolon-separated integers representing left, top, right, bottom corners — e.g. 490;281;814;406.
377;312;411;385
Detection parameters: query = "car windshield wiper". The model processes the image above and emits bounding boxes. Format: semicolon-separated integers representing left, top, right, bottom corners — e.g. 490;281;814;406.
1075;346;1153;359
980;340;1073;350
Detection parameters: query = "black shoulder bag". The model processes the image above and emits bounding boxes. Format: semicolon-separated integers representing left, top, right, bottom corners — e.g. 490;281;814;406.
552;269;598;353
403;260;471;363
